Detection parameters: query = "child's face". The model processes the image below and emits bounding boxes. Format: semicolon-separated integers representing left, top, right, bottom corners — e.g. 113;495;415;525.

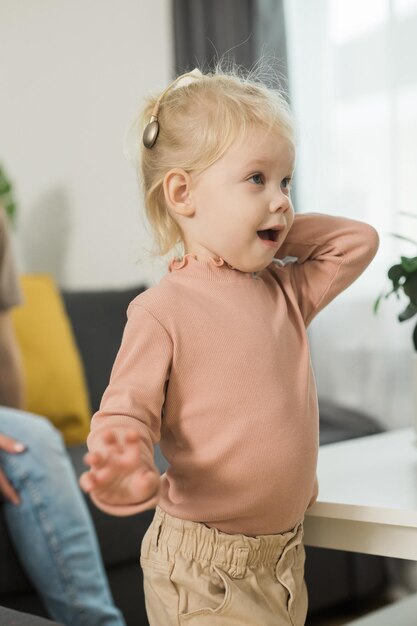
185;126;295;272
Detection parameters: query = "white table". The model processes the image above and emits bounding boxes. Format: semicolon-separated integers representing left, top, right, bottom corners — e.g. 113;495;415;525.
304;427;417;559
304;427;417;624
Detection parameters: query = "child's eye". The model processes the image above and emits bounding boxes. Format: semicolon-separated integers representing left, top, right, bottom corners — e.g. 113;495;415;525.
281;177;292;191
248;173;265;185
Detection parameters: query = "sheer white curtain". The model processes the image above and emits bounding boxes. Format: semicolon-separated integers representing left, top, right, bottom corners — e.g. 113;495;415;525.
284;0;417;429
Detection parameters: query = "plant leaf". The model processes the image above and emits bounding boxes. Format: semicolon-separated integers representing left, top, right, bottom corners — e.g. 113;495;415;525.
0;164;17;225
373;293;384;314
388;263;405;289
0;181;11;196
398;302;417;322
5;203;16;225
401;256;417;273
404;273;417;305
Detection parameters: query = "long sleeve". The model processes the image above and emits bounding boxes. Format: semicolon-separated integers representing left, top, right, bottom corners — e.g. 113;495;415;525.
275;213;379;327
87;302;173;515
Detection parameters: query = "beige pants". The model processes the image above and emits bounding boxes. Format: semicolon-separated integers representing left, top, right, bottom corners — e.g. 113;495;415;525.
140;506;308;626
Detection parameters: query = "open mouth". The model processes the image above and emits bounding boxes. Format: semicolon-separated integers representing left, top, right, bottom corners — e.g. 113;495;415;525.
257;228;279;242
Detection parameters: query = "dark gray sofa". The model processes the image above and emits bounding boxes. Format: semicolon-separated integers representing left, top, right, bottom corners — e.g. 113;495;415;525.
0;284;389;625
0;606;62;625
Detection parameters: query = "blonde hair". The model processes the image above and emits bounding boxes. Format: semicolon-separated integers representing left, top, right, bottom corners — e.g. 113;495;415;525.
130;61;295;259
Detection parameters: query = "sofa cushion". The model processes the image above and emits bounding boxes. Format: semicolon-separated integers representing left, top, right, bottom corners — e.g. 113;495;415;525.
11;275;91;445
61;285;147;413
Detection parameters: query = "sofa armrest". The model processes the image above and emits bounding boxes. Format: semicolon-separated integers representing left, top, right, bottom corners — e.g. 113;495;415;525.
318;396;384;446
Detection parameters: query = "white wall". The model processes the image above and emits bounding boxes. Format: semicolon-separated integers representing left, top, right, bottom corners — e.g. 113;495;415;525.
1;0;173;289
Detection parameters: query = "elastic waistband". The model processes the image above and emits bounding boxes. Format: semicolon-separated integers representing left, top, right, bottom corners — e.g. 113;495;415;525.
151;506;304;577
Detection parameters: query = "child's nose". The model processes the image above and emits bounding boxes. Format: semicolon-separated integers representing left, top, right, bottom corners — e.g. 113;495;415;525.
269;189;290;213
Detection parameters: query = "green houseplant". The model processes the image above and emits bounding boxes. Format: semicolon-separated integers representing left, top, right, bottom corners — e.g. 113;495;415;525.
373;212;417;352
0;163;17;227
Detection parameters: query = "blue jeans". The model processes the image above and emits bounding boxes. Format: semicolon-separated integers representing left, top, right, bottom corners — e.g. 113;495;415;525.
0;407;125;626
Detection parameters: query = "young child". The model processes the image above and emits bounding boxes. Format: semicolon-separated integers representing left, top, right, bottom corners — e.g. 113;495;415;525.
80;66;379;626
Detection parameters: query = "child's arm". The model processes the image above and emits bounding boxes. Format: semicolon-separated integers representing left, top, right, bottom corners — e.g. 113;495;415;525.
79;302;172;516
275;212;379;327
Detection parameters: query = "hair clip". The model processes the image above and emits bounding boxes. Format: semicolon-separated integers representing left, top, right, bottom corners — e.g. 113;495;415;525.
143;114;159;149
142;69;203;149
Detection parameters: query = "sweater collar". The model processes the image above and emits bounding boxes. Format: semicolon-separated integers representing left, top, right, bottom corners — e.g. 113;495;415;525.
167;253;258;281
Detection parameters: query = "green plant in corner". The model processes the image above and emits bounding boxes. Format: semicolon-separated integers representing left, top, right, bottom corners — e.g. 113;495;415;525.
374;212;417;351
0;163;17;227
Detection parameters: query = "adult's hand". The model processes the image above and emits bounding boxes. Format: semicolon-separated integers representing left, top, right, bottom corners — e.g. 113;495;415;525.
0;433;26;504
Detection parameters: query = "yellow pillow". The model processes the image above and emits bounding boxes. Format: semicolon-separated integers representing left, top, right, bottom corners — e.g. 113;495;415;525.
11;274;91;444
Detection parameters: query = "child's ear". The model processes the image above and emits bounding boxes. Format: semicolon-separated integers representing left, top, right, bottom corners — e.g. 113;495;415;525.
163;169;195;217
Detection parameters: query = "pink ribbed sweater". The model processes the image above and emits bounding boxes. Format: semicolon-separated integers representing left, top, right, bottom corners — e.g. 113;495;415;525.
87;213;379;535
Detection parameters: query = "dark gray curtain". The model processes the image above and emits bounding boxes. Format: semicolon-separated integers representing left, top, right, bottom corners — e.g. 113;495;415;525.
172;0;288;84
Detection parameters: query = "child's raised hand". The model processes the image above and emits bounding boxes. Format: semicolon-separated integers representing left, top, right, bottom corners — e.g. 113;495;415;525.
79;429;160;507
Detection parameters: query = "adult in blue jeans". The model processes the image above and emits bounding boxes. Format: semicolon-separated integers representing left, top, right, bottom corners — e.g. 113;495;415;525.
0;207;125;625
0;411;125;626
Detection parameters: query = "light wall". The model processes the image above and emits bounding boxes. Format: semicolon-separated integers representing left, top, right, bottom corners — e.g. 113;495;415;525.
1;0;173;289
284;0;417;429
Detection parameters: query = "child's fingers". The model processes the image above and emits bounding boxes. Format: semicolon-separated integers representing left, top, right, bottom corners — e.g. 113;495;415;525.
131;468;160;499
102;430;117;445
81;430;149;495
124;430;141;444
88;462;125;487
80;466;121;493
114;429;141;454
83;451;107;469
103;429;141;454
102;429;124;454
79;470;98;493
91;458;157;489
83;430;141;469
